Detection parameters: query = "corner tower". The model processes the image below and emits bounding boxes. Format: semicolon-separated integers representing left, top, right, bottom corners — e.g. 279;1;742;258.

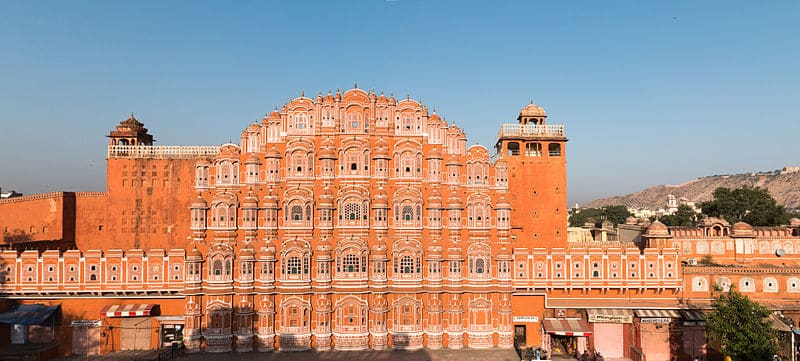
107;113;154;146
495;102;567;248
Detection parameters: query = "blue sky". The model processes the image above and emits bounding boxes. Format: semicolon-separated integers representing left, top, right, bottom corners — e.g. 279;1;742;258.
1;1;798;204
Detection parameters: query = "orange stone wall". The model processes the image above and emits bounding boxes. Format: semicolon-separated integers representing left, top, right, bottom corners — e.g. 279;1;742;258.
0;192;74;246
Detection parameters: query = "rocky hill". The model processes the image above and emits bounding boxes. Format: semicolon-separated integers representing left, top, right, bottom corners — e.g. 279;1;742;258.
584;168;800;211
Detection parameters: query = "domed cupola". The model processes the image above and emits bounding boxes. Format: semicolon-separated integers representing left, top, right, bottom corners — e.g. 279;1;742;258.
373;138;391;160
262;188;279;209
426;146;443;160
518;100;547;126
318;185;335;209
319;137;337;160
191;195;208;209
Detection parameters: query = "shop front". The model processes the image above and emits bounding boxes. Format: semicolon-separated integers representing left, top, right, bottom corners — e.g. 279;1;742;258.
680;310;707;361
541;318;593;357
100;304;158;351
634;309;681;361
71;320;102;355
586;308;633;359
156;316;185;348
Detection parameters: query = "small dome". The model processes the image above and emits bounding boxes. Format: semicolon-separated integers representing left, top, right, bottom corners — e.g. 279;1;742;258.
732;221;755;237
427;189;442;208
191;196;208;209
645;220;670;237
245;153;261;164
446;154;461;166
265;146;281;159
238;246;255;259
426;147;443;160
316;237;332;256
373;138;390;159
373;186;389;207
188;246;203;259
319;186;335;208
268;109;281;121
520;102;547;117
258;239;276;259
625;216;638;225
429;113;442;122
426;238;443;257
262;188;279;208
498;246;512;258
371;237;388;257
447;247;462;259
495;194;511;209
448;191;462;207
242;190;258;208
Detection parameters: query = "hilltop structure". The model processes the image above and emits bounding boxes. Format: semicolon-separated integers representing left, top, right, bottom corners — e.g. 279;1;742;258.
1;88;798;361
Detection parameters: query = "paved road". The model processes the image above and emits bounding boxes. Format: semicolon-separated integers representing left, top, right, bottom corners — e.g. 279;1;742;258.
57;348;522;361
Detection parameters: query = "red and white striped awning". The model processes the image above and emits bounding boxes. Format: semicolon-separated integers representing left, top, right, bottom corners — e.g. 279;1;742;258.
634;309;681;318
100;304;156;318
542;319;593;336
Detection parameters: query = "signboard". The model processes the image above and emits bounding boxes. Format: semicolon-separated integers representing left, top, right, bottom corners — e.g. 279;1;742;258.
640;317;672;324
513;316;540;323
588;314;632;324
71;320;102;327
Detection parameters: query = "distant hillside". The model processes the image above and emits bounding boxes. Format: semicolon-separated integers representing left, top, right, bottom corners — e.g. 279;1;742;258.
584;168;800;211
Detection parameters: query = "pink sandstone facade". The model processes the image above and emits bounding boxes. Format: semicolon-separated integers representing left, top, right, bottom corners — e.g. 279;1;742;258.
0;87;798;361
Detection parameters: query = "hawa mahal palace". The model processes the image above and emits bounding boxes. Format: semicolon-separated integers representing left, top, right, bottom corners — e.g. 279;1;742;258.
1;87;799;361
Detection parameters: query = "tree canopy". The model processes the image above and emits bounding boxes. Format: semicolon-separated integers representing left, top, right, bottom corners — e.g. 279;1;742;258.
659;204;700;226
569;205;632;227
705;289;778;361
699;186;790;226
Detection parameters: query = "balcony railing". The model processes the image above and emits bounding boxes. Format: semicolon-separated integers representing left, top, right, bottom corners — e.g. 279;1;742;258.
497;124;565;138
108;145;220;159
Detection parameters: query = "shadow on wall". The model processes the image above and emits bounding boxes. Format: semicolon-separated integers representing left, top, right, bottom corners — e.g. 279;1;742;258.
2;230;34;244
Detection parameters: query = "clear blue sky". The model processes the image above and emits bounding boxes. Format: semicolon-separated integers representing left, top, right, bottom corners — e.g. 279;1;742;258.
1;1;798;205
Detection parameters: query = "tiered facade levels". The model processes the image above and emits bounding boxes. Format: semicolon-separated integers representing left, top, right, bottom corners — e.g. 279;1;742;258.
1;88;690;356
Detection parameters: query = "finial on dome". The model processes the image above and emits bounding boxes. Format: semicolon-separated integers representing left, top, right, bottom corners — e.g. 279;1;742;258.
301;90;304;97
130;112;135;118
354;82;358;89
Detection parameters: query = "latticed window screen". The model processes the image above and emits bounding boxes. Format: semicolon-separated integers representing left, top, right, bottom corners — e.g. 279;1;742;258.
343;254;359;273
291;205;303;221
345;202;361;220
402;206;414;221
287;257;301;274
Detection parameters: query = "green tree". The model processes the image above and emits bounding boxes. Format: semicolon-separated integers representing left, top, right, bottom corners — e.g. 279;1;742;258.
569;208;603;227
659;204;699;226
699;186;790;226
568;206;631;227
705;289;778;361
602;205;632;226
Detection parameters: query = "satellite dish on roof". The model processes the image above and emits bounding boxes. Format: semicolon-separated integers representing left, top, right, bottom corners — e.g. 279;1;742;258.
776;249;786;257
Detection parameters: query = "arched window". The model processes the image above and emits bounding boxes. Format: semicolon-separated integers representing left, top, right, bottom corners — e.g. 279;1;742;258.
400;255;415;274
507;142;520;156
286;256;302;275
213;260;223;275
475;258;485;274
402;206;414;221
291;205;303;221
526;143;542;157
343;254;359;273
